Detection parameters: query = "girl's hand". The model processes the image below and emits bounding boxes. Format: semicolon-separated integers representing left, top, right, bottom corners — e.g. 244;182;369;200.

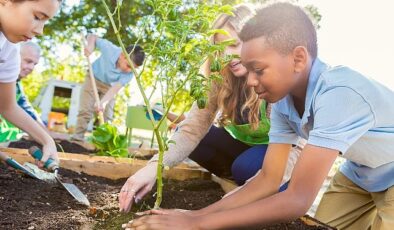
119;163;158;212
41;139;59;165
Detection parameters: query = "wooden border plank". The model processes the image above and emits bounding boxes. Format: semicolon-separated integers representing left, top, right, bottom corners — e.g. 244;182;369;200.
0;147;210;181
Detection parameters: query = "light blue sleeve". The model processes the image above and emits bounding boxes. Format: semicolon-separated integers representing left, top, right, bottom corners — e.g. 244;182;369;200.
95;38;119;59
269;104;300;145
308;87;375;153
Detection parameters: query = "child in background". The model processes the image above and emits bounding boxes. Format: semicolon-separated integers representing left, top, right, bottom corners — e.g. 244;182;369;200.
71;34;145;143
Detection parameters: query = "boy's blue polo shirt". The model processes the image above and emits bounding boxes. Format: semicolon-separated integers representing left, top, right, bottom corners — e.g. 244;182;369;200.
91;38;133;86
269;58;394;192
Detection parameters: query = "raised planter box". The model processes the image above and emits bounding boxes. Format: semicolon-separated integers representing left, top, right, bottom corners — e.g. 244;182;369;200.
0;147;210;181
0;147;335;229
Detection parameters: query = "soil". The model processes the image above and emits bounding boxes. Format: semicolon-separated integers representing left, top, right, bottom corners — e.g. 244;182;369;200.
0;163;224;230
9;139;95;154
8;139;156;160
0;164;334;230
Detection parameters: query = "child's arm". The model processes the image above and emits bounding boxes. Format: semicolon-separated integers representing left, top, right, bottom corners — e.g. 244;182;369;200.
195;143;292;215
17;82;48;129
129;144;338;230
186;103;299;216
195;144;338;229
85;34;118;58
84;34;98;57
95;82;122;112
0;82;58;163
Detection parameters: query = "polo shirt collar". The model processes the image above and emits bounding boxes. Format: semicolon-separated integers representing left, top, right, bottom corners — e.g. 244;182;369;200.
281;58;329;123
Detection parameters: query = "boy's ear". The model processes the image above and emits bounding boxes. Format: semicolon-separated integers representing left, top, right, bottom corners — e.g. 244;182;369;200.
292;46;308;73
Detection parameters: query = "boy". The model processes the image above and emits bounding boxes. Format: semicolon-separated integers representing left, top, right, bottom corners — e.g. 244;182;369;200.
126;3;394;230
71;34;145;142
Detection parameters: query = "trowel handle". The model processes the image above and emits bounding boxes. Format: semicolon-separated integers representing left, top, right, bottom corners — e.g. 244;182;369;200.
0;151;9;161
0;152;19;170
0;151;31;173
28;146;59;171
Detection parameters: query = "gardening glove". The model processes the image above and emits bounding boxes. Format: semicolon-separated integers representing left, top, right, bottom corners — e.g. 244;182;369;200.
119;162;157;212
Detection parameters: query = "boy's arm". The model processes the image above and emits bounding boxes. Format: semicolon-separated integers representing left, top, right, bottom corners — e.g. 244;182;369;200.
84;34;98;57
196;144;338;229
95;82;122;112
129;144;338;230
86;35;119;59
195;143;292;215
193;103;302;215
0;82;58;163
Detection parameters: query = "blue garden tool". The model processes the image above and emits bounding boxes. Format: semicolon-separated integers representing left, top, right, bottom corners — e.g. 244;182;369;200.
0;151;40;179
28;146;90;206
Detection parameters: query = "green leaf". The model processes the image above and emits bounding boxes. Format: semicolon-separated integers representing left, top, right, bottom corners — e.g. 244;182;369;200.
197;97;207;109
89;123;128;158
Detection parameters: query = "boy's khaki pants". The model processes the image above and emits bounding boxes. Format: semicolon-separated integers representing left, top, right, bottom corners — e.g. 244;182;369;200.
73;76;115;141
315;171;394;230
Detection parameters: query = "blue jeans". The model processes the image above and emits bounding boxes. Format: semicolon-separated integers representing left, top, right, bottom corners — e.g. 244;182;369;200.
189;126;288;191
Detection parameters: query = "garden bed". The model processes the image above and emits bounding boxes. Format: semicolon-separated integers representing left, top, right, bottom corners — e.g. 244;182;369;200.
0;144;335;230
0;157;335;230
0;164;223;229
9;138;158;160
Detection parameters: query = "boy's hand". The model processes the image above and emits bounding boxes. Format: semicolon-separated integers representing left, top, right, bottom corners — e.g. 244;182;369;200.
122;211;200;230
94;101;106;113
83;34;97;57
84;46;94;57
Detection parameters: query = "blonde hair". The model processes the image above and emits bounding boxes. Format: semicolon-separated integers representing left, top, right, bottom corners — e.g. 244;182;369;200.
204;4;262;129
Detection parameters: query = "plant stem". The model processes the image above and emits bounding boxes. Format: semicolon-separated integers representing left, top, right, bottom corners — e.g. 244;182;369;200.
102;0;168;208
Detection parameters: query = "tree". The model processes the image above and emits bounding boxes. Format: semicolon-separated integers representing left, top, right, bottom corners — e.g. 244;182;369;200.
101;0;236;208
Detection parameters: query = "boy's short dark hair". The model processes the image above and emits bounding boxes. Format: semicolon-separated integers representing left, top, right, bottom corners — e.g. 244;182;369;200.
239;3;317;58
126;45;145;67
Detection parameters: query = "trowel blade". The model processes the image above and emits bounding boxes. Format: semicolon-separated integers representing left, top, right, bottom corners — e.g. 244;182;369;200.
23;162;56;182
56;176;90;206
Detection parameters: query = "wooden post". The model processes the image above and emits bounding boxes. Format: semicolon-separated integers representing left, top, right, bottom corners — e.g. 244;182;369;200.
81;34;104;125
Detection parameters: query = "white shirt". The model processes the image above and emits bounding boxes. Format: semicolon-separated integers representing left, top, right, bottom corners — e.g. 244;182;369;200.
0;32;20;83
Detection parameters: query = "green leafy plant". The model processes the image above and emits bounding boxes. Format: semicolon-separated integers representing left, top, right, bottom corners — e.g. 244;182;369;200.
89;123;129;157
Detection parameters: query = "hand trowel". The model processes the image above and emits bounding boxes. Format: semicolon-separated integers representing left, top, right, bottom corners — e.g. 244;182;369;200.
28;146;90;206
